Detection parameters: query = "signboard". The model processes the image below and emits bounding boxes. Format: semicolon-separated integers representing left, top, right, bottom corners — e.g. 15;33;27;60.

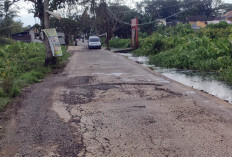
43;28;63;57
131;18;138;48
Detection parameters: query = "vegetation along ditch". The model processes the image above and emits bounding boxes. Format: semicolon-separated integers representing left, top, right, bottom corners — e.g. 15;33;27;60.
109;22;232;84
133;22;232;83
107;22;232;103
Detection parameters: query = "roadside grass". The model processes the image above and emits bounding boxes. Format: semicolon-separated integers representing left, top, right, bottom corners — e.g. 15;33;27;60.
101;37;131;48
0;42;70;112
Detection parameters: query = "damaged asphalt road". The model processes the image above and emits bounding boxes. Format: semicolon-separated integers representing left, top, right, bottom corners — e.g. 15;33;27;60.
1;45;232;156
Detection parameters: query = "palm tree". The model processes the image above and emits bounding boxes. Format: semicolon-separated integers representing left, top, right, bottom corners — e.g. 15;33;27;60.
2;0;18;19
0;0;19;45
80;0;99;34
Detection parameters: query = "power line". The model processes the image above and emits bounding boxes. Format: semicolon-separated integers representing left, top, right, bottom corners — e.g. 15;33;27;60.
109;0;203;14
106;8;131;25
106;0;207;26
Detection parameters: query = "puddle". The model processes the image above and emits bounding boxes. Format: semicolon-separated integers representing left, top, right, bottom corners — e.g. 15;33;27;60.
155;78;170;83
186;91;196;94
121;78;135;82
118;53;232;104
119;53;149;66
92;72;105;75
105;73;125;77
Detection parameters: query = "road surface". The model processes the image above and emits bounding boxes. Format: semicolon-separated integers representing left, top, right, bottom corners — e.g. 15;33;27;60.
1;42;232;156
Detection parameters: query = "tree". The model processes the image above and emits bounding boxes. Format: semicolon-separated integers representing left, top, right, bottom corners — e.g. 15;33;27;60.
175;0;223;21
135;0;181;34
80;0;100;34
0;0;21;45
50;17;81;45
23;0;79;28
216;3;232;15
0;1;4;20
95;2;121;49
0;0;19;37
15;0;79;65
105;4;141;38
80;7;91;36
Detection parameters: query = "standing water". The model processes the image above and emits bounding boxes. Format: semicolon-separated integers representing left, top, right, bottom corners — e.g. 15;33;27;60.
119;53;232;104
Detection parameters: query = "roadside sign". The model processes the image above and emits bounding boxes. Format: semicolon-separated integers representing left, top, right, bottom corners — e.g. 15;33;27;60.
43;28;63;57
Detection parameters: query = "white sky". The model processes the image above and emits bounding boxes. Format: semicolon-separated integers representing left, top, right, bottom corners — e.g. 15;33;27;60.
15;0;232;27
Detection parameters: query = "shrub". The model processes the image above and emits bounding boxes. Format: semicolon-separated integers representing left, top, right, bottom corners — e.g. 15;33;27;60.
0;42;70;111
108;38;131;48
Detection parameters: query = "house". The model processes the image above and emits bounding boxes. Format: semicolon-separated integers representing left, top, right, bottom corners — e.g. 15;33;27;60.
57;32;65;45
11;31;32;43
186;16;207;29
215;11;232;23
11;28;66;45
207;20;232;25
207;11;232;25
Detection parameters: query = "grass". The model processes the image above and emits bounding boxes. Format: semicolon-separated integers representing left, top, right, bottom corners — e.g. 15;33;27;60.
0;42;70;112
101;37;131;48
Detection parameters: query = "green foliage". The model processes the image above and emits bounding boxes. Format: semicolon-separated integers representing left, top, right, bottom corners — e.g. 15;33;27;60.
133;23;232;83
101;37;131;48
108;38;131;48
0;97;10;111
50;18;81;45
0;42;70;111
138;32;148;38
0;37;15;46
221;67;232;82
207;21;231;29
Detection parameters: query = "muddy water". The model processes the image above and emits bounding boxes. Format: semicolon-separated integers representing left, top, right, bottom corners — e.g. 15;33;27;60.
118;53;232;104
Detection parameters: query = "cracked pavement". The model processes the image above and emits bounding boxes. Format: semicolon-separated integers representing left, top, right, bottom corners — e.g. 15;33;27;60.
1;44;232;156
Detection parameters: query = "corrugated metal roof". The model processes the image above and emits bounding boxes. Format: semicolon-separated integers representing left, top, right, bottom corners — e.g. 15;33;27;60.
187;16;207;22
222;11;232;17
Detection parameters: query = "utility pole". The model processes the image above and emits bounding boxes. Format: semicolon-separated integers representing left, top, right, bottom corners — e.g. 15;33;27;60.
104;3;111;50
44;0;54;66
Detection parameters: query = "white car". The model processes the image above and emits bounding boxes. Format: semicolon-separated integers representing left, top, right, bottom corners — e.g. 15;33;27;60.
88;36;101;49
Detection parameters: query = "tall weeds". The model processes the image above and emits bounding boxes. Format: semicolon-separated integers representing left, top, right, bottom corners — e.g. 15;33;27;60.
0;42;70;111
133;23;232;82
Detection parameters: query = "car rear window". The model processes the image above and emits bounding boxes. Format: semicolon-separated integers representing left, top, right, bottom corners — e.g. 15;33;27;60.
89;38;100;42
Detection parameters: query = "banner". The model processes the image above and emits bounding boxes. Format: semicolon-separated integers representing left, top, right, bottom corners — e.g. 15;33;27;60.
43;28;63;57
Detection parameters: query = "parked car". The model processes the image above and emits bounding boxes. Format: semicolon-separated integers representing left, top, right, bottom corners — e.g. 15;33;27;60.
88;36;101;49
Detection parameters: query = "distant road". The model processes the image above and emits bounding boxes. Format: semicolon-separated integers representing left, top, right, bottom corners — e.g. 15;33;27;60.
1;44;232;156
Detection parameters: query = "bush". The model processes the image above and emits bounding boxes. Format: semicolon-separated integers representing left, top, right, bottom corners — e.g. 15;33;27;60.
108;38;131;48
207;21;231;29
0;42;70;111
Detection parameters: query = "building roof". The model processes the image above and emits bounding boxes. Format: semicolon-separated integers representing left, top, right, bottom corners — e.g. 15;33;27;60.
186;16;207;22
222;11;232;17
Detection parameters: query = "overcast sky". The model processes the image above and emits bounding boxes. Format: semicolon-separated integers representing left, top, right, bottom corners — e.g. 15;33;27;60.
15;0;232;27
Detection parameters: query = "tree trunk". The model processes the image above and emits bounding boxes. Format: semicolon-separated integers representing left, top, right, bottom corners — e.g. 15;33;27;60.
44;0;56;66
105;27;112;50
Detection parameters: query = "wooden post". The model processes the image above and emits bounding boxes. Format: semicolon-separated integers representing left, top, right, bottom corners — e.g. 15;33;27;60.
131;18;138;48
